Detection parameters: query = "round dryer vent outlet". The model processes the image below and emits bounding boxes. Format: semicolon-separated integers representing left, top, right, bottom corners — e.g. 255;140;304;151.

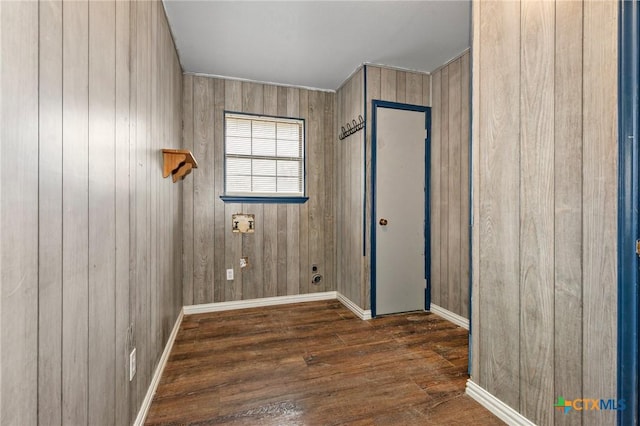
311;274;322;285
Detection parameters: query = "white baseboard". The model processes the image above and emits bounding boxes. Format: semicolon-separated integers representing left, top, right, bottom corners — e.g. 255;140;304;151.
336;292;372;320
183;291;338;315
466;380;537;426
134;308;184;426
429;304;469;330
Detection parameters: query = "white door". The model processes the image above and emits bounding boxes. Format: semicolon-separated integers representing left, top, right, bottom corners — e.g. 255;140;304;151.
375;107;427;315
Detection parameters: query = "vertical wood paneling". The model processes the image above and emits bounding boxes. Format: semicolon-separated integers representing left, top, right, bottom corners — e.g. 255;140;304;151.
183;78;335;304
477;0;521;409
114;1;131;423
381;68;397;101
396;71;407;103
127;0;139;415
554;3;583;424
157;6;167;356
172;16;183;317
134;0;183;416
277;201;288;296
1;2;39;424
308;90;325;293
447;59;462;315
347;65;432;312
62;1;90;422
412;54;470;319
213;78;226;303
224;79;244;301
356;74;367;307
192;77;215;304
345;75;357;305
263;85;279;297
88;1;116;423
148;0;160;373
470;0;481;384
0;2;3;421
336;84;344;299
286;87;301;296
1;0;185;422
362;66;377;309
182;75;194;305
38;1;63;423
171;25;180;314
430;71;442;307
298;90;311;296
356;70;365;307
459;53;470;319
422;74;431;106
519;1;555;422
132;0;149;408
439;66;450;307
160;22;172;344
582;2;618;424
156;21;166;354
242;82;265;299
277;86;289;297
472;2;618;424
406;72;422;105
324;91;336;294
335;85;344;299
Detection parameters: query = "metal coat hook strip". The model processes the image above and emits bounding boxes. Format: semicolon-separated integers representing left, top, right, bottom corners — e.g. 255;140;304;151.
338;114;365;140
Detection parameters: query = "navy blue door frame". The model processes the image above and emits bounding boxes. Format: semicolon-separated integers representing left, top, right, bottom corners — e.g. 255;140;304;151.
618;1;639;424
370;100;431;318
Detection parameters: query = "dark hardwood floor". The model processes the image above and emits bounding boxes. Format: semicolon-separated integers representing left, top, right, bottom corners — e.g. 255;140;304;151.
145;300;503;425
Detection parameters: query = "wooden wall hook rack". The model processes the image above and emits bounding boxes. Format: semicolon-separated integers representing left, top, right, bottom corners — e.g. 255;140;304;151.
162;149;198;182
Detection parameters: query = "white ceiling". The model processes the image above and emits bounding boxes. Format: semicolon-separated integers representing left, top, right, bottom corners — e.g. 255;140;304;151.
163;1;470;91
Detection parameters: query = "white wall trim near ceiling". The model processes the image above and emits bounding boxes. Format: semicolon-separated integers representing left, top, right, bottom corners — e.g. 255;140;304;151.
186;61;435;95
362;62;432;76
183;71;337;94
430;47;471;74
428;304;469;330
336;64;365;92
466;380;537;426
134;308;184;426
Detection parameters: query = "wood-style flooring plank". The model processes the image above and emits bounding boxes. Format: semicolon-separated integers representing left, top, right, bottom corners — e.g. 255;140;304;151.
146;301;503;425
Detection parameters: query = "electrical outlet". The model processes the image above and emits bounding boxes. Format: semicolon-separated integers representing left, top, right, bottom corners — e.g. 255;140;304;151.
129;348;136;381
226;269;234;280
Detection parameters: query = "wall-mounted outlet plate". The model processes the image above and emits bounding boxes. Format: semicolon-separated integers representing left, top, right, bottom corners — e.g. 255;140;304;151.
129;348;136;382
226;269;234;280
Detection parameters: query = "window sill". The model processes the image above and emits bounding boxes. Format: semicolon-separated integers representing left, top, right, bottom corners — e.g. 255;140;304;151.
220;196;309;204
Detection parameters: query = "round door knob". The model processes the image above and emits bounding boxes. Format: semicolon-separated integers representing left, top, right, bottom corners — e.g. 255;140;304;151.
379;218;388;226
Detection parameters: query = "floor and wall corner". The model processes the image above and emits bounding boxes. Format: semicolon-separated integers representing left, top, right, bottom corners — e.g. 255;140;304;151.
0;1;629;425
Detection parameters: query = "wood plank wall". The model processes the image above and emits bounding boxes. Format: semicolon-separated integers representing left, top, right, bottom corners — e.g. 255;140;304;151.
430;51;471;318
0;1;183;424
182;76;336;304
335;68;365;306
364;66;431;310
471;1;618;425
335;65;432;311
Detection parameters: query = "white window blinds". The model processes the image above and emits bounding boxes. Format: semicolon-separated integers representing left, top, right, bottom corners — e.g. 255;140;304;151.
225;113;305;197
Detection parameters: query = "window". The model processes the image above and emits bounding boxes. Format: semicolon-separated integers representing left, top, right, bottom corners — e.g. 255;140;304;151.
222;112;307;203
